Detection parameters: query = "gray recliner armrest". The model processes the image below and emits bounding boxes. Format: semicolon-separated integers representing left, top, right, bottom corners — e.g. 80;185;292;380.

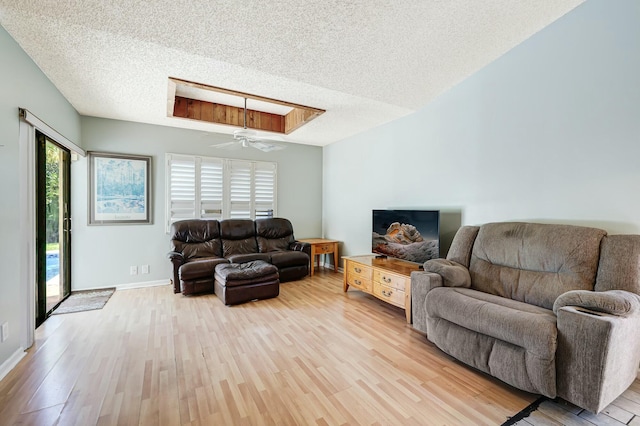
553;289;640;317
555;302;640;413
423;258;471;288
410;271;443;333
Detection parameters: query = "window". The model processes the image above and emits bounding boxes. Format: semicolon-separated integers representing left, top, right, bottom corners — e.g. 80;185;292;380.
166;154;277;231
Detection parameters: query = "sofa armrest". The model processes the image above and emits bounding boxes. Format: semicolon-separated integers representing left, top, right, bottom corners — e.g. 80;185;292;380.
167;251;185;262
553;289;640;317
167;251;185;293
289;241;311;257
410;271;443;333
556;303;640;413
423;258;471;288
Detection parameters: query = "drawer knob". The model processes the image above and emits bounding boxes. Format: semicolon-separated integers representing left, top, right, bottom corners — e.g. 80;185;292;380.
382;276;392;283
355;267;362;273
355;279;361;285
382;289;393;297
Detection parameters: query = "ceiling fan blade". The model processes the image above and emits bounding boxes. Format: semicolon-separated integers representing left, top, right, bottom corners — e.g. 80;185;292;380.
251;140;285;152
210;141;242;150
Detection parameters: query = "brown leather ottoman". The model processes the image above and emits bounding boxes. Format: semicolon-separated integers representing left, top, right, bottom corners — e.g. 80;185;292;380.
214;260;280;305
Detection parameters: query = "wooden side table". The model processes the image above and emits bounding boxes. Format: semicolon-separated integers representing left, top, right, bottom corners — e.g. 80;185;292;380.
298;238;340;276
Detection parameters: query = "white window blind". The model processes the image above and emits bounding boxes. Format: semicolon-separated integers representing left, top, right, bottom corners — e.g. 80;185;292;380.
168;155;196;221
254;162;276;218
200;158;224;219
228;160;253;219
166;154;277;231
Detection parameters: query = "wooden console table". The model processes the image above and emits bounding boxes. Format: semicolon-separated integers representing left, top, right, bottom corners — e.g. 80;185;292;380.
343;255;422;323
298;238;340;276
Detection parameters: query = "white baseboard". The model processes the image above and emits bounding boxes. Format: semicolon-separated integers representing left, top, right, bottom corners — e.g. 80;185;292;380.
317;261;343;273
115;279;170;291
0;347;26;382
73;279;170;293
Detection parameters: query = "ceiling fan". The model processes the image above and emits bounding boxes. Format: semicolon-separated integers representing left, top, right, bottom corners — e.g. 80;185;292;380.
211;98;285;152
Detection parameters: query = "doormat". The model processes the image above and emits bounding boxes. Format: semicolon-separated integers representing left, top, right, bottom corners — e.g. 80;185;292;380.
53;288;115;314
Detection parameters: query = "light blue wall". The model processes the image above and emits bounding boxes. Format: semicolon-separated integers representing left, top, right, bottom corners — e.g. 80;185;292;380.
72;117;323;290
0;25;81;366
323;0;640;259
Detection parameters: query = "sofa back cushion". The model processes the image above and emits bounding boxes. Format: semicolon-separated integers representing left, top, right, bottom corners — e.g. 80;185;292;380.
255;218;295;252
220;219;259;257
469;222;606;309
595;235;640;294
170;219;222;259
446;226;480;267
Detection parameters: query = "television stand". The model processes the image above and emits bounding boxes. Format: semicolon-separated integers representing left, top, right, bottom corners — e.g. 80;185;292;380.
343;255;422;323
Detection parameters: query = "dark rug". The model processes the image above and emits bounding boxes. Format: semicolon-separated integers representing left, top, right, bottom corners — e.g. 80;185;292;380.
502;396;547;426
53;288;115;314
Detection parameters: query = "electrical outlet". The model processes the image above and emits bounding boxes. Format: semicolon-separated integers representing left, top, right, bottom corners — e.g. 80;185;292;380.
1;322;8;342
141;264;150;274
130;266;138;275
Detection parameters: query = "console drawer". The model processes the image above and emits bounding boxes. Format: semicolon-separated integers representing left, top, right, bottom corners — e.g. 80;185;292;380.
373;270;408;291
347;272;371;292
373;281;405;308
346;262;371;279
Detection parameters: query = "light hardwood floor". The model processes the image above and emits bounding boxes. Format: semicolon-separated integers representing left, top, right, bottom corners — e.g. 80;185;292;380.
0;270;628;426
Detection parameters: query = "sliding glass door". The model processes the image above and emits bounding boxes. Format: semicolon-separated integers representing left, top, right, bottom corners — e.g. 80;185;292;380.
36;131;71;326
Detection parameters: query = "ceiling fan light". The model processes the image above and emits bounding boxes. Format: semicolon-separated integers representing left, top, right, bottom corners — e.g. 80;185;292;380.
212;98;287;152
233;128;257;139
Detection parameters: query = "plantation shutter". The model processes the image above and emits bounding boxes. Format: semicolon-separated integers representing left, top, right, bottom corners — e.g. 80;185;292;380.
254;162;276;218
200;158;224;219
167;154;196;226
228;160;253;219
166;154;277;230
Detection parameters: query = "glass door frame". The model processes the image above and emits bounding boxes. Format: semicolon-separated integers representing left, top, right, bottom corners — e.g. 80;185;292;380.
36;130;72;326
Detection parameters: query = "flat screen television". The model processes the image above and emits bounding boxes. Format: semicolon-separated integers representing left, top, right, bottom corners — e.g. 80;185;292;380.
372;210;440;264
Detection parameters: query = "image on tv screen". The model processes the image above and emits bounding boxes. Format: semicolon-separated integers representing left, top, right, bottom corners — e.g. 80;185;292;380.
372;210;439;264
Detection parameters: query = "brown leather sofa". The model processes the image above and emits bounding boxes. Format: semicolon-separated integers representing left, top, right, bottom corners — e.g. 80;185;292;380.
168;218;310;295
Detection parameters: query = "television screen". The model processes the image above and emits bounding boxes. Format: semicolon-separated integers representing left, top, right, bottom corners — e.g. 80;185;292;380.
372;210;440;264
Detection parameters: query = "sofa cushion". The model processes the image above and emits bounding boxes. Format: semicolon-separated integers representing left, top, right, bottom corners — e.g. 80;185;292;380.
445;226;480;267
255;218;295;252
170;220;222;259
227;253;272;264
595;235;640;294
220;219;258;256
270;251;309;268
426;287;557;396
179;257;228;281
427;287;557;355
469;222;606;309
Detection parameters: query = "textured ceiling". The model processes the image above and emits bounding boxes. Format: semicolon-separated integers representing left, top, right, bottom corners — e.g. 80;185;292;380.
0;0;583;146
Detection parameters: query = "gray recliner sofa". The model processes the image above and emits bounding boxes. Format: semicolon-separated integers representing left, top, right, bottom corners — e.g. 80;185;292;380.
411;221;640;413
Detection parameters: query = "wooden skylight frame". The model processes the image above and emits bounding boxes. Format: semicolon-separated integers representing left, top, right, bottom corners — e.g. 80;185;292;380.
167;77;325;134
